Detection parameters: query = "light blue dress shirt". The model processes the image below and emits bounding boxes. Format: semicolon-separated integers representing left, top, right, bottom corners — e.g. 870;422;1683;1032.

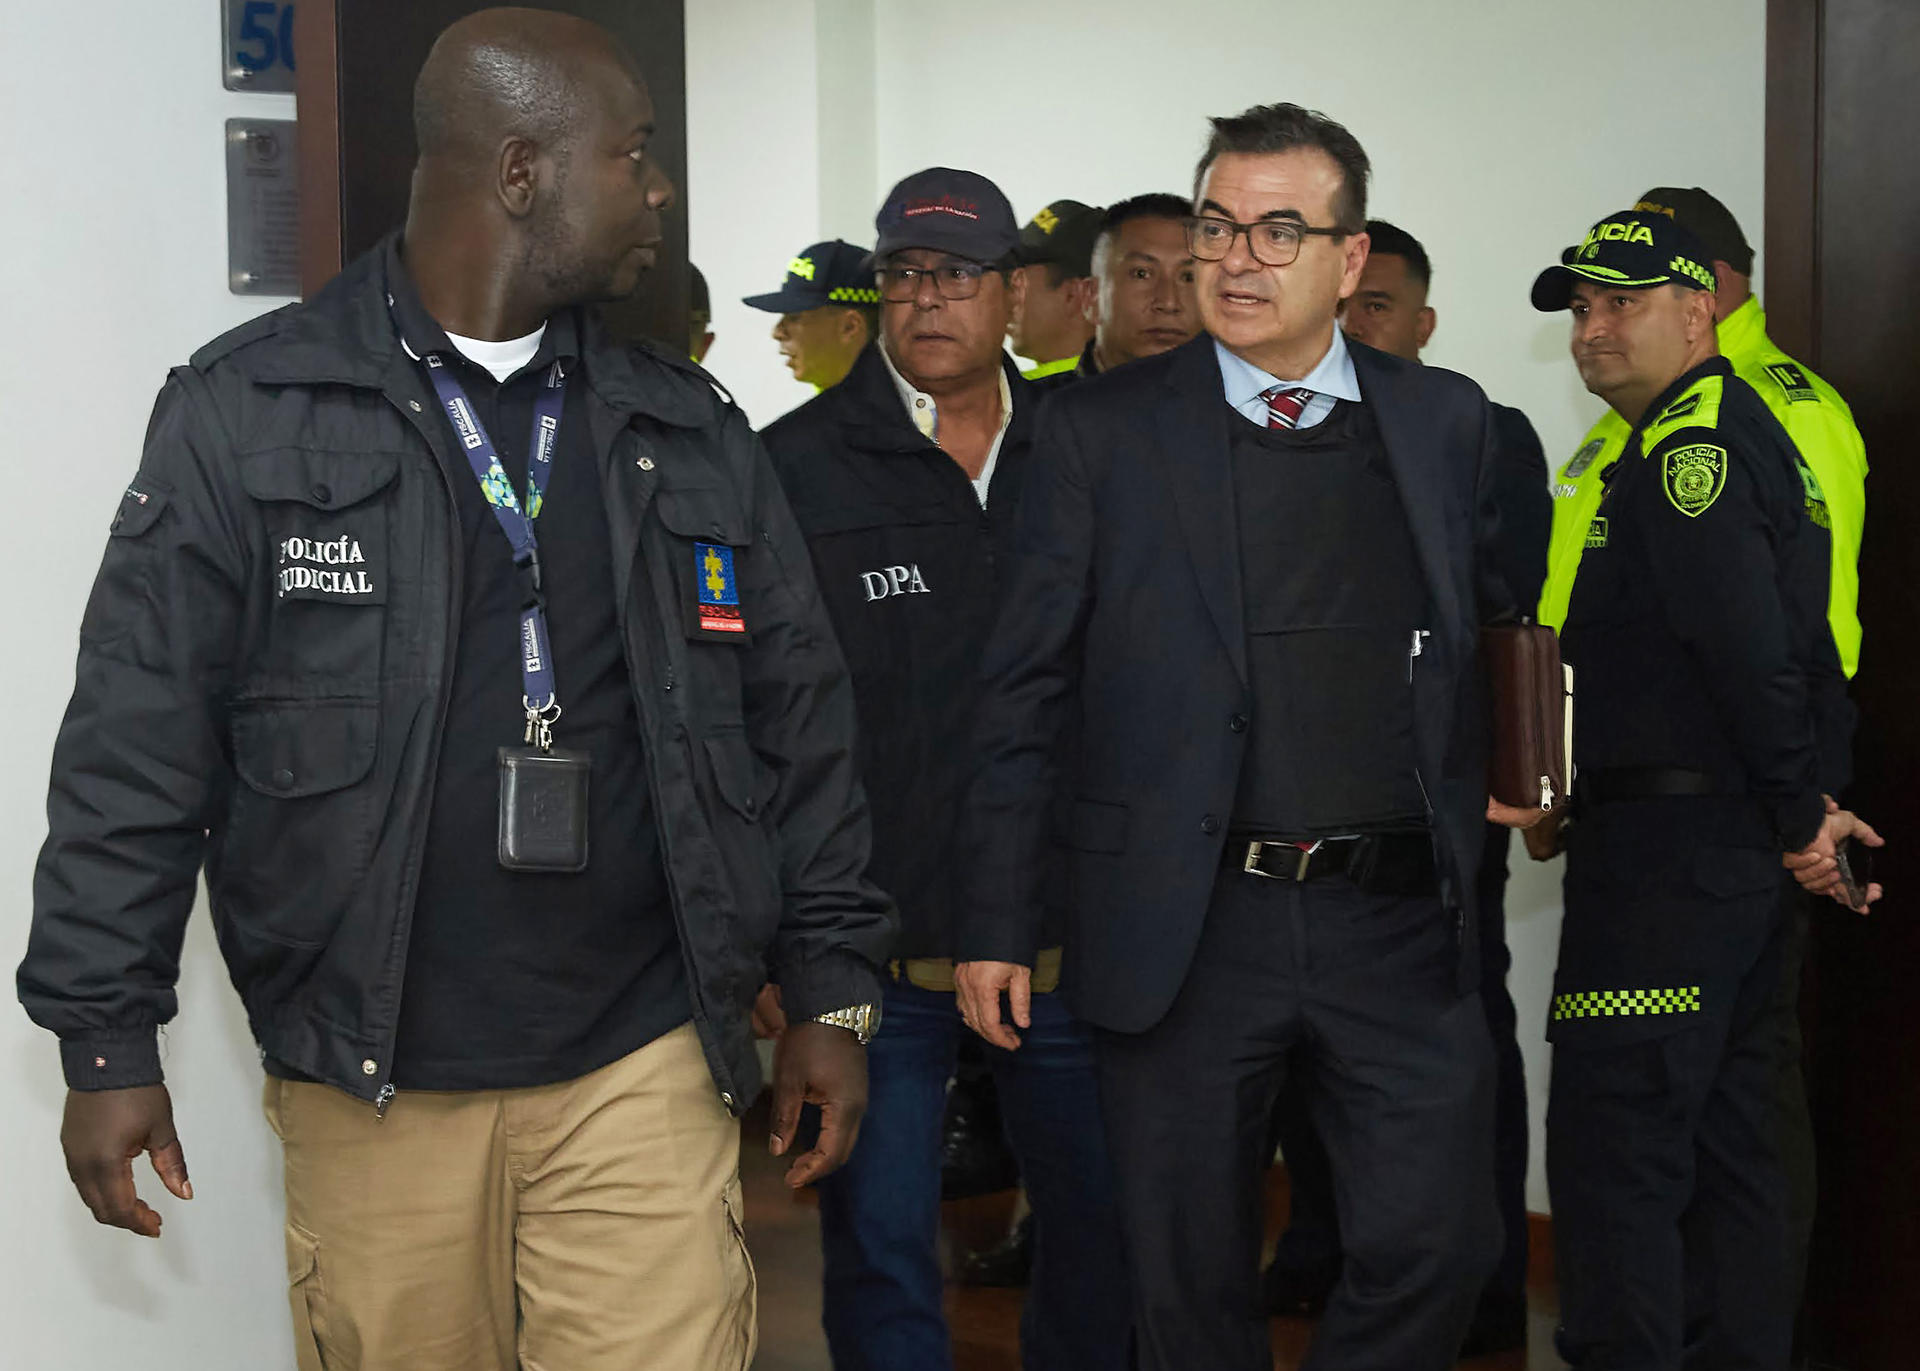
1213;329;1363;431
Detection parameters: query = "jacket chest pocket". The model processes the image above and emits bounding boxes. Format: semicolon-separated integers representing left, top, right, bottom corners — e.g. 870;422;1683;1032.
239;450;401;684
651;484;757;724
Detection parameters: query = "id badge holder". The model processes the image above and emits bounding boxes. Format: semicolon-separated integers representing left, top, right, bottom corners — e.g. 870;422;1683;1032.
498;745;590;873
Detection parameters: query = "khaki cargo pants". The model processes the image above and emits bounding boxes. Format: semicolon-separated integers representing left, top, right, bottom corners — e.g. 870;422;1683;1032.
263;1023;757;1371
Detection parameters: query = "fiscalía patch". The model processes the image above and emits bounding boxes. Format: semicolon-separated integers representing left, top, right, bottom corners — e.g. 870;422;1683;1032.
1563;438;1606;481
1662;443;1728;517
695;541;746;634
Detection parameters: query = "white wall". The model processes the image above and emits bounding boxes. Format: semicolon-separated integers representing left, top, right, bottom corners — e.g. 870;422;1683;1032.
0;4;298;1368
0;4;1764;1364
694;0;1768;1212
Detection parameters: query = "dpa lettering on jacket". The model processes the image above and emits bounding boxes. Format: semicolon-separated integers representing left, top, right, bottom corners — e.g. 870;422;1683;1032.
861;564;931;601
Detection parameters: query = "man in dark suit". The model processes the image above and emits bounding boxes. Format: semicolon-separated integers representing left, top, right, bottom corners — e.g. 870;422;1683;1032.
955;103;1537;1371
1263;219;1548;1359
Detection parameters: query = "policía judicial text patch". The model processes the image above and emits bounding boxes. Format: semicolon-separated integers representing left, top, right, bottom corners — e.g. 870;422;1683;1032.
277;531;385;602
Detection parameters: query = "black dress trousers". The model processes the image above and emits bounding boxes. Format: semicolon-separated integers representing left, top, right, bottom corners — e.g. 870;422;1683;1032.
1095;865;1499;1371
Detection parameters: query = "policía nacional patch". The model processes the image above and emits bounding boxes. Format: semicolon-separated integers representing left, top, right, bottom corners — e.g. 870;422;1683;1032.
694;541;746;634
1662;443;1728;517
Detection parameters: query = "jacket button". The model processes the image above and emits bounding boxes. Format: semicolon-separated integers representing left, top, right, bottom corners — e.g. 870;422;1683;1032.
720;1091;736;1110
408;400;423;412
1200;815;1220;835
361;1059;377;1076
272;768;296;790
743;797;758;819
1229;713;1248;733
637;456;655;471
311;484;332;505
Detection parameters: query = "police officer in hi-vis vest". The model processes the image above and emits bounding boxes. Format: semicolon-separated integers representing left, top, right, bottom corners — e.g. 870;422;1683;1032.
1531;208;1881;1371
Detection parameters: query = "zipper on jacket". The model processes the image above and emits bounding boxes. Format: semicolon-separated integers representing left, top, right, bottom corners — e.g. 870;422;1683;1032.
368;391;470;1116
618;467;738;1112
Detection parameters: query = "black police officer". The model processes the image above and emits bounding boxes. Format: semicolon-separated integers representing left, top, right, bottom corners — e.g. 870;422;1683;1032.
1531;210;1882;1371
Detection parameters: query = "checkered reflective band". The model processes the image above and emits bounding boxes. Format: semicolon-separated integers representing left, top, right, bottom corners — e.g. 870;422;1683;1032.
1552;986;1702;1021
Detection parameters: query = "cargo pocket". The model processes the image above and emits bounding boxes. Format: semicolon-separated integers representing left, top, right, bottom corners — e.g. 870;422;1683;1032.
217;698;379;959
285;1223;331;1371
720;1176;759;1370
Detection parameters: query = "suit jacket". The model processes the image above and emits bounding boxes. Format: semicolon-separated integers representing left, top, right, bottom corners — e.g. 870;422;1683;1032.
1489;402;1551;614
956;333;1515;1033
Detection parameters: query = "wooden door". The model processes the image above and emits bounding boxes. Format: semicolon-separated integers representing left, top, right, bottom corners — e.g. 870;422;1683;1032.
1769;2;1920;1365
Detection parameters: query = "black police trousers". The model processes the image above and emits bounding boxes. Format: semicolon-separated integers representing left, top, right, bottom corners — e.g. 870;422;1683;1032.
1548;799;1793;1371
1096;864;1499;1371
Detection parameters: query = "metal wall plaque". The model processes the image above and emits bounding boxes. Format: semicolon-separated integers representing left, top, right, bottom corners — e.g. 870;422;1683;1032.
223;0;297;93
227;119;300;295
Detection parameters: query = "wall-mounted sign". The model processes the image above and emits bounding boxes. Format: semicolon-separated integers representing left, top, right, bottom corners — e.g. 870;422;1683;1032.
223;0;296;93
227;119;299;295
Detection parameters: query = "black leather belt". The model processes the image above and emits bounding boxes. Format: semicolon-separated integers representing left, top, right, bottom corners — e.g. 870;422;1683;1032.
1227;831;1437;895
1579;766;1726;806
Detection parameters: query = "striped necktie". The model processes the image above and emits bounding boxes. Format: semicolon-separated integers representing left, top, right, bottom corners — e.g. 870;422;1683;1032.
1262;384;1314;430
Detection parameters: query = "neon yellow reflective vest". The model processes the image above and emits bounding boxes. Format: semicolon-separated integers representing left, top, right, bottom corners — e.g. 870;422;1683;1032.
1019;356;1078;382
1538;296;1867;676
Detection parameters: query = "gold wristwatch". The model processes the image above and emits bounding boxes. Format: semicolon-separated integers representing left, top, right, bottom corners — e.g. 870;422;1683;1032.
812;1003;881;1045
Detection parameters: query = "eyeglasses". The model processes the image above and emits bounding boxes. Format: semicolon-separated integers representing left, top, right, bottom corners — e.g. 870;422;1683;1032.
877;259;996;303
1185;215;1351;267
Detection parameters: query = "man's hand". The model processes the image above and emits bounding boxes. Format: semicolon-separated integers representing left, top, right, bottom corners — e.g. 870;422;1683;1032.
1487;797;1548;829
750;983;788;1040
955;961;1031;1051
768;1021;867;1189
61;1085;191;1238
1784;805;1886;913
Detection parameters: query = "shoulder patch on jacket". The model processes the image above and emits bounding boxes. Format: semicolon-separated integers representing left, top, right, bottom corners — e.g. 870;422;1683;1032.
1641;374;1725;453
1662;443;1728;517
109;477;171;538
1764;361;1821;405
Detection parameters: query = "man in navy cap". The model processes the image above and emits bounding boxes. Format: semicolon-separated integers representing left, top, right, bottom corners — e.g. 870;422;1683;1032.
742;239;878;392
760;168;1130;1371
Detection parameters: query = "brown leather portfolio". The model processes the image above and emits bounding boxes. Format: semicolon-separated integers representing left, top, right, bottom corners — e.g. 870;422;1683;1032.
1481;622;1571;813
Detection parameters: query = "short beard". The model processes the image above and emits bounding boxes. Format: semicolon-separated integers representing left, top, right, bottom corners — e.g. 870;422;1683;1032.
521;161;630;308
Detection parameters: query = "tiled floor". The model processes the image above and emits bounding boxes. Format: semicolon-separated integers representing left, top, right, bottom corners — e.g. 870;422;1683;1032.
739;1108;1569;1371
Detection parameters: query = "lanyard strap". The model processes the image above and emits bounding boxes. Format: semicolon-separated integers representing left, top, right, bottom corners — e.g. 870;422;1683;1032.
414;348;570;737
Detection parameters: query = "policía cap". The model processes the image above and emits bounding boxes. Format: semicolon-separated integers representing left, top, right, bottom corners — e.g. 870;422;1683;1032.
1017;199;1105;277
741;240;879;313
1530;209;1719;311
1633;186;1754;276
871;167;1022;265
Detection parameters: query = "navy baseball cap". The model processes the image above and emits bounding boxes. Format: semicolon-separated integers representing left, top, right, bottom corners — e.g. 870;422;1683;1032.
742;240;879;313
1530;209;1718;311
872;168;1021;265
1634;187;1754;276
1018;199;1104;277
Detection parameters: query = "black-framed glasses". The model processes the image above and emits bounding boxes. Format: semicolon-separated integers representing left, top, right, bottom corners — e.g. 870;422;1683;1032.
1185;215;1351;267
877;259;994;303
